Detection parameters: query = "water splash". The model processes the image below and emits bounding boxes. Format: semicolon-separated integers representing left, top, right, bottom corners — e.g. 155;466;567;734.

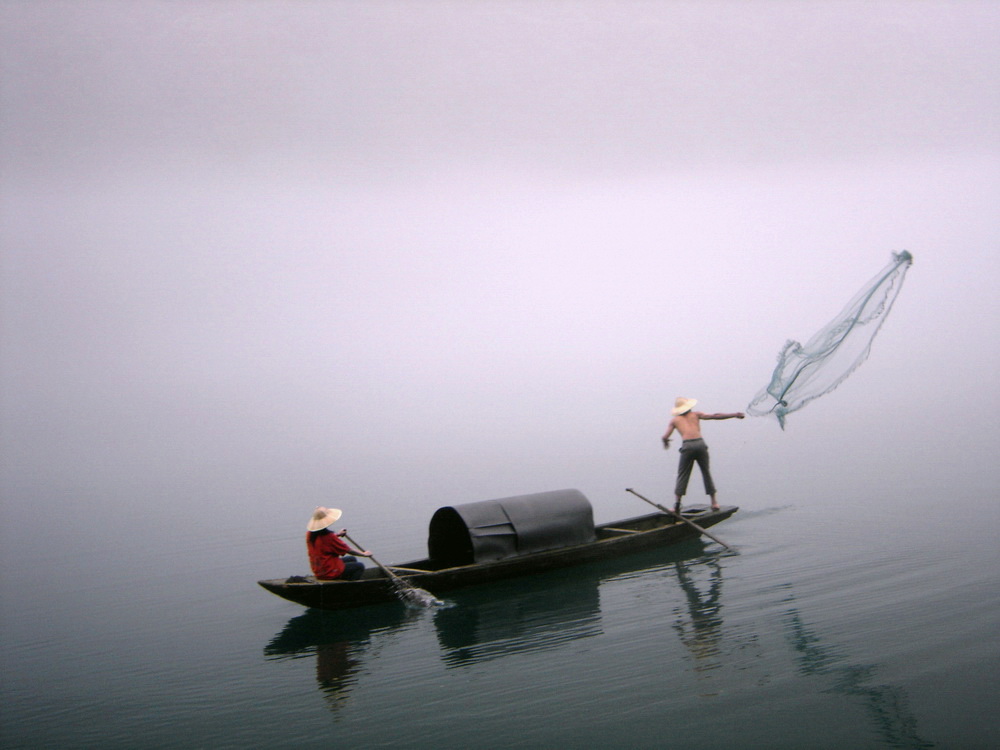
390;578;445;609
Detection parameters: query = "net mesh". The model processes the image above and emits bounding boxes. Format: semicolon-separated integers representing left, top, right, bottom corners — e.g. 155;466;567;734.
748;251;913;428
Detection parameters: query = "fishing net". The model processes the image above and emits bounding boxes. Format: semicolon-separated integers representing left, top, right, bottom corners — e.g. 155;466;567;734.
748;251;913;428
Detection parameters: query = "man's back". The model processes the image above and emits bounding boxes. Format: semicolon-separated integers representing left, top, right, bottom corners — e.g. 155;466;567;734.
671;411;703;440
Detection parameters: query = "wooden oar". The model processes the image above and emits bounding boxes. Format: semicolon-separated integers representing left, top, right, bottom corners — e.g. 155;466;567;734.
625;488;733;551
342;533;442;606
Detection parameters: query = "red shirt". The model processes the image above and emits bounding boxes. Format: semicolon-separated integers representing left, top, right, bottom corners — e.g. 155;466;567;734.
306;530;352;579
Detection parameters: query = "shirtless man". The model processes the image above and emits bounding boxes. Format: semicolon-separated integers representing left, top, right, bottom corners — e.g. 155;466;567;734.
662;397;744;513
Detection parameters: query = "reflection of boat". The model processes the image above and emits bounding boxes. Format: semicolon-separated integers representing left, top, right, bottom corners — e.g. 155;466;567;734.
433;564;604;668
433;538;713;668
264;604;412;659
259;488;738;611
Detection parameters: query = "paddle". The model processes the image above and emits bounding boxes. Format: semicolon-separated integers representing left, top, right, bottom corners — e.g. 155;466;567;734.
342;533;443;607
625;488;733;551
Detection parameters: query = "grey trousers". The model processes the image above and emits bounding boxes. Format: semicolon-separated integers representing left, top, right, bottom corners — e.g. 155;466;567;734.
675;438;716;497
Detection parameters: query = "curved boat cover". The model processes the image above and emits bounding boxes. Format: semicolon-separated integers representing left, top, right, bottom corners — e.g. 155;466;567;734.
428;489;596;567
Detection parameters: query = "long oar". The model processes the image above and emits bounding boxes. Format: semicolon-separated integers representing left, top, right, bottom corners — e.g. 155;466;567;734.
342;533;442;607
625;488;733;551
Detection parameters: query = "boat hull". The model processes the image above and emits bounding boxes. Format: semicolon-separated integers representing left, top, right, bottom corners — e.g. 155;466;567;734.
259;505;737;611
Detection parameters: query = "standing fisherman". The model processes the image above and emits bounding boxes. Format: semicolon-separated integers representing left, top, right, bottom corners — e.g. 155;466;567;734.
662;397;744;513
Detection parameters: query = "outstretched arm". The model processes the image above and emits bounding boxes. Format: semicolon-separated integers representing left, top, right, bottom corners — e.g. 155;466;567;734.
700;412;745;420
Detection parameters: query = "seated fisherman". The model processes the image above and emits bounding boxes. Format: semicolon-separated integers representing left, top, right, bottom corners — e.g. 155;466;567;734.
306;507;372;581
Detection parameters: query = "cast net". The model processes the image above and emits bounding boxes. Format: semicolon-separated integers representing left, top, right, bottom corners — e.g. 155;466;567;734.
748;251;913;428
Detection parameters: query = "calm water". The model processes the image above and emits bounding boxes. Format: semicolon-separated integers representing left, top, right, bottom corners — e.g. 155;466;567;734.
2;473;998;749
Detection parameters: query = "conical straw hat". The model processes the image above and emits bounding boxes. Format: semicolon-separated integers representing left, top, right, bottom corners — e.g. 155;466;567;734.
671;397;698;415
307;506;343;532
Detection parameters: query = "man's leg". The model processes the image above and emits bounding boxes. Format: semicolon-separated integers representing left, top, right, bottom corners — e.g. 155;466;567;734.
341;557;365;581
694;444;719;510
675;446;695;514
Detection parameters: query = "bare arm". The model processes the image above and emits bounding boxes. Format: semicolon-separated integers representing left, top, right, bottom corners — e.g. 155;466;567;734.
662;419;677;447
699;412;745;420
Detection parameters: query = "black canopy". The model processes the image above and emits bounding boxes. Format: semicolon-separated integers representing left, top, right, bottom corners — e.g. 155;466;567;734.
427;489;596;567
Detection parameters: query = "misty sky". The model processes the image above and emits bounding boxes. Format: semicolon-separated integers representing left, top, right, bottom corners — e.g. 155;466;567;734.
2;2;998;545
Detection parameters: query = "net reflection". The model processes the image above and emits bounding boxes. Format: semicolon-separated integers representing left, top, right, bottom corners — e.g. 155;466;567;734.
778;586;937;749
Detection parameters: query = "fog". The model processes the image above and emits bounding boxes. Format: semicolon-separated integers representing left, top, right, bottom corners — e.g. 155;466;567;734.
2;2;998;560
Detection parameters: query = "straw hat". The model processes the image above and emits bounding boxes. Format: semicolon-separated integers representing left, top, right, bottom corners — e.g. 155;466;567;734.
671;397;698;415
307;506;343;532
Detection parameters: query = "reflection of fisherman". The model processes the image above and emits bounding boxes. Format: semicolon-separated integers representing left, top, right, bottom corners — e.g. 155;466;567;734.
672;559;724;667
662;397;744;513
316;641;362;713
306;507;372;581
265;607;411;718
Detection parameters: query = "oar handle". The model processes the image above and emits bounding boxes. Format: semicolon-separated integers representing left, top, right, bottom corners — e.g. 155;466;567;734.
340;532;444;609
625;488;733;551
342;532;404;583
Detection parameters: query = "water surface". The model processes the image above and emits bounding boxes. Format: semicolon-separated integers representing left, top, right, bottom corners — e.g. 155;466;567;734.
3;485;997;749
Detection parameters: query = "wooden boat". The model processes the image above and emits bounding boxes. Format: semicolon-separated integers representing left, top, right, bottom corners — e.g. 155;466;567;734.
258;489;738;611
